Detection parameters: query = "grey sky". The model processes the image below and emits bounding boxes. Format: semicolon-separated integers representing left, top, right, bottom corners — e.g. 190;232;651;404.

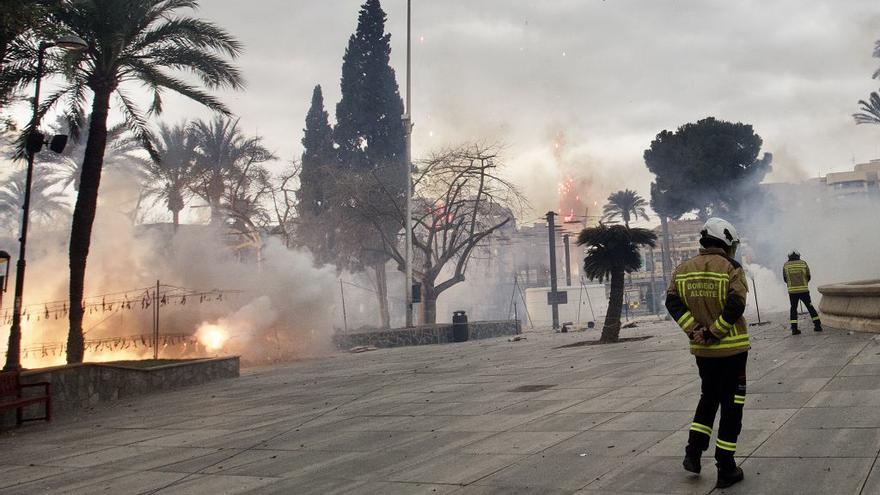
157;0;880;219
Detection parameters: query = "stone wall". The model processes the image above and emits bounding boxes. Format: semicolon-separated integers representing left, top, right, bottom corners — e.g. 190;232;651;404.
819;280;880;333
333;320;521;349
2;357;238;427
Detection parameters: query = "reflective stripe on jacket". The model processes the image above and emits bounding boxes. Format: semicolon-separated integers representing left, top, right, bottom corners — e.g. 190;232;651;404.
783;260;810;294
665;247;750;358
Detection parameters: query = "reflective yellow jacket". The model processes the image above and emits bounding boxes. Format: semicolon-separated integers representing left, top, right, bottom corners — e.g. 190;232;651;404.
665;247;750;358
783;260;810;294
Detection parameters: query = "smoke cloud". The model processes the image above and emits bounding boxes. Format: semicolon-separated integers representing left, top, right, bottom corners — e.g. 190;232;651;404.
0;169;336;368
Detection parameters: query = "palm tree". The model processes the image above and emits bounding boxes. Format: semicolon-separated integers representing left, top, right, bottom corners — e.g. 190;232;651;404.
45;0;243;363
602;189;650;228
854;92;880;125
40;121;149;192
0;168;69;230
189;116;273;226
577;224;657;343
143;122;199;230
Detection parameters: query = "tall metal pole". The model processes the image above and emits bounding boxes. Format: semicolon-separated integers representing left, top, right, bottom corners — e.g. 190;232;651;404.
547;211;559;330
153;280;160;360
649;248;657;314
4;44;48;371
563;233;571;287
403;0;414;327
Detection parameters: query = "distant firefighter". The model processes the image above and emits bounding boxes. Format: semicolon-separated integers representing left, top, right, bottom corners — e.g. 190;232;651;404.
783;252;822;335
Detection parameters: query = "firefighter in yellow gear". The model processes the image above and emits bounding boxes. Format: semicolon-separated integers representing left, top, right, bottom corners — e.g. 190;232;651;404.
665;217;748;489
784;251;822;335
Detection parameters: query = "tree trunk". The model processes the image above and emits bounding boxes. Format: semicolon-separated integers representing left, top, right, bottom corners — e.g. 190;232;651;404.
421;282;437;325
660;215;672;290
600;268;625;343
172;209;180;232
67;87;113;364
373;262;390;328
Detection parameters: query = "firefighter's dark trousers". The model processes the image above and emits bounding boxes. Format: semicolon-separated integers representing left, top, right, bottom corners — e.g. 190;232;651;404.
789;292;820;330
686;352;747;466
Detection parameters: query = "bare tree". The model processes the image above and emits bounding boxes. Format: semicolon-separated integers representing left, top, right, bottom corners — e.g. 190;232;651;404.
342;143;526;324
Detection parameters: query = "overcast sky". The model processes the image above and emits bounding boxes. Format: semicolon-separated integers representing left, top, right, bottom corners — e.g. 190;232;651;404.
120;1;880;218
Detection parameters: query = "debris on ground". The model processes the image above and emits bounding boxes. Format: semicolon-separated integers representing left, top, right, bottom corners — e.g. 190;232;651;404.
622;322;638;329
508;336;527;342
349;345;378;353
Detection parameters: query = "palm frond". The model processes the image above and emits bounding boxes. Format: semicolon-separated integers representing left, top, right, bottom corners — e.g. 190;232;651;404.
854;92;880;125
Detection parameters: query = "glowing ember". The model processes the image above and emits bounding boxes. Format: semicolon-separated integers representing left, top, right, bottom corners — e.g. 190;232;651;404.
196;324;229;352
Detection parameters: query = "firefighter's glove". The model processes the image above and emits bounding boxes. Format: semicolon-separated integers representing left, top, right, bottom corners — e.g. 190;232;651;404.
693;327;719;345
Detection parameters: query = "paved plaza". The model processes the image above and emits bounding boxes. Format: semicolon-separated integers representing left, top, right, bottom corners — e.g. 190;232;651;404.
2;315;880;494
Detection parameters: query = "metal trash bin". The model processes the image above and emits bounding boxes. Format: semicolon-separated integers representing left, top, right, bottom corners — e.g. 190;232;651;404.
452;310;469;342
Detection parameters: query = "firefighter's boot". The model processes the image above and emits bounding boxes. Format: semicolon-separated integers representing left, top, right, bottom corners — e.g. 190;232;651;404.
715;457;744;488
683;454;701;474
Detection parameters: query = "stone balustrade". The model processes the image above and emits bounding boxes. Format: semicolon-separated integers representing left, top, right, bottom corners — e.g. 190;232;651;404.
818;279;880;333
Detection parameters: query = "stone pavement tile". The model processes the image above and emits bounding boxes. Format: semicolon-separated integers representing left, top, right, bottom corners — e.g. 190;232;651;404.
753;427;880;457
0;465;70;490
731;457;874;495
426;401;517;416
386;453;524;484
42;444;169;468
839;363;880;376
592;412;690;431
546;430;671;457
564;396;653;414
436;414;534;432
0;467;166;495
785;406;880;428
758;365;843;380
308;429;431;452
532;387;615;401
747;377;830;394
595;384;682;400
584;455;715;494
640;429;773;458
0;441;114;467
823;375;880;391
739;408;796;430
514;412;620;432
453;485;576;494
857;458;880;494
248;476;459;495
743;392;813;410
206;449;351;478
461;431;580;454
805;389;880;408
636;393;699;412
155;473;279;494
134;428;237;447
474;453;619;491
493;400;582;417
100;446;225;472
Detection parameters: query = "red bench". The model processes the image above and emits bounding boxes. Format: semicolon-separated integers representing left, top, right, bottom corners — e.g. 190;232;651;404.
0;371;51;426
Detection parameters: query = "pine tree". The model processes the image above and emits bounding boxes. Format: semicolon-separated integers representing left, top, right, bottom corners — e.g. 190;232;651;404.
297;85;336;265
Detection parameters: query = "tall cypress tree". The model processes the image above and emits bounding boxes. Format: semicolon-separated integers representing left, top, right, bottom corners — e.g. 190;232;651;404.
334;0;406;328
297;85;336;265
335;0;406;177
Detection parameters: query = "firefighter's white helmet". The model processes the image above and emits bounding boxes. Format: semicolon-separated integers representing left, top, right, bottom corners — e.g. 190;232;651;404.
701;217;740;247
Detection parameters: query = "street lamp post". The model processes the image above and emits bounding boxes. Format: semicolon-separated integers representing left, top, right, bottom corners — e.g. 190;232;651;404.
0;250;10;311
3;35;87;372
403;0;414;327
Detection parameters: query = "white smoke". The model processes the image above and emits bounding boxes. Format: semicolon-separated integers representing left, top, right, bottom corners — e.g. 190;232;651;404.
0;168;337;367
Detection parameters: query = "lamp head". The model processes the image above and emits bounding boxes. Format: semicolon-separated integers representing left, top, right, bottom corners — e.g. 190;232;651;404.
54;35;88;52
